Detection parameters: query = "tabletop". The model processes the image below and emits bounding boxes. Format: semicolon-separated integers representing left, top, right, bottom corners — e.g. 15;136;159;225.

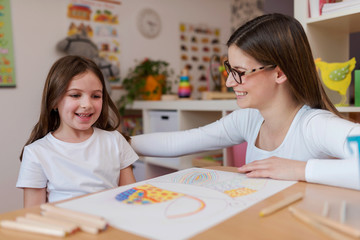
1;166;359;240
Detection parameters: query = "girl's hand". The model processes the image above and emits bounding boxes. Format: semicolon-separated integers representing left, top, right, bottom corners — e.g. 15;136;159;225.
237;157;306;181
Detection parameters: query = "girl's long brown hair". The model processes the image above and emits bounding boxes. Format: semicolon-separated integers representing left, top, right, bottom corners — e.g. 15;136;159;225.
20;55;128;161
227;13;340;116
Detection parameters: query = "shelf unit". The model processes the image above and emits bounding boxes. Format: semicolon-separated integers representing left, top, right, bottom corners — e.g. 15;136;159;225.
295;1;360;61
294;1;360;104
127;99;360;178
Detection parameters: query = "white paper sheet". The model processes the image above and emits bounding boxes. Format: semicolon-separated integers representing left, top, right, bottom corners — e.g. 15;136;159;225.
57;168;296;239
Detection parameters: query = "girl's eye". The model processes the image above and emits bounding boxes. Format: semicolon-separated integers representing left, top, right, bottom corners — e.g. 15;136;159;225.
70;94;80;98
92;95;102;99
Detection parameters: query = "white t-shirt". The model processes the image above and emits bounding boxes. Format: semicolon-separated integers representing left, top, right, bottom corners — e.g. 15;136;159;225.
131;105;360;189
17;127;138;202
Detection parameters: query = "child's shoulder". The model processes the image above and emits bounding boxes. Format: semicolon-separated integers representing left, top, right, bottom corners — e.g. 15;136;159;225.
25;133;52;149
93;128;128;142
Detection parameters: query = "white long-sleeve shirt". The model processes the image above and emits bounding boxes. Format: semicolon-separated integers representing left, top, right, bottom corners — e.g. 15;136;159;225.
132;105;360;190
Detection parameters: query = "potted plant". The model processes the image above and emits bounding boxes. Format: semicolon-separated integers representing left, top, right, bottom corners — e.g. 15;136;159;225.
118;58;173;115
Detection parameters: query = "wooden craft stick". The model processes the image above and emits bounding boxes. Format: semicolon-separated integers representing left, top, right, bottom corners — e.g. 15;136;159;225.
40;204;107;229
322;201;329;217
340;201;347;224
16;216;68;233
78;225;100;235
289;206;360;238
0;220;66;237
24;214;79;233
41;211;99;235
289;207;353;240
259;192;303;217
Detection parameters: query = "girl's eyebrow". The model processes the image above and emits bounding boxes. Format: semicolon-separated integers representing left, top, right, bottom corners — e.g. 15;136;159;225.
66;88;103;92
233;65;247;71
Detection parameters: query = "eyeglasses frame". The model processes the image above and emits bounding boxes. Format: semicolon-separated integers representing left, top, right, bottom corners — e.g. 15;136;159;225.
223;60;277;84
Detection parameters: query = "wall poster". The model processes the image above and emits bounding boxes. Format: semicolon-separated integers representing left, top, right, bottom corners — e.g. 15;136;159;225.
66;0;122;88
0;0;16;87
179;23;223;99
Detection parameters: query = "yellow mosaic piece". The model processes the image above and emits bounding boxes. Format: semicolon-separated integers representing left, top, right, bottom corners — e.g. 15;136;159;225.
224;187;257;197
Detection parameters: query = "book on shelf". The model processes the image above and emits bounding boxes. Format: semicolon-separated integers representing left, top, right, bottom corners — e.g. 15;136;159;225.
322;0;360;15
308;0;338;18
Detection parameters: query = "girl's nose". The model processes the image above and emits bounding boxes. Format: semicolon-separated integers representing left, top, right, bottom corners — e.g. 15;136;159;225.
80;96;92;109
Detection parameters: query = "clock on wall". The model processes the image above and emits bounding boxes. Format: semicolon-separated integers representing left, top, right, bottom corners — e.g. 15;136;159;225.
137;8;162;39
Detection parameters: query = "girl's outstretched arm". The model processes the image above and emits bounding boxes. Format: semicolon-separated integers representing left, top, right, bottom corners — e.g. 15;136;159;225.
23;188;46;208
118;165;136;186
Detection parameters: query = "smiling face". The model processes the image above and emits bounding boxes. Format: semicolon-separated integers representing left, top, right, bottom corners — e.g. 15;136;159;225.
226;45;279;110
54;71;103;140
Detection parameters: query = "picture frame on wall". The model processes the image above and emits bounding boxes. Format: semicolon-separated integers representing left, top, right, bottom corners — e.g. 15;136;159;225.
0;0;16;88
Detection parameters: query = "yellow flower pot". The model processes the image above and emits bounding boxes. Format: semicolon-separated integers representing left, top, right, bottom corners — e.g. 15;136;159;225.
141;75;165;100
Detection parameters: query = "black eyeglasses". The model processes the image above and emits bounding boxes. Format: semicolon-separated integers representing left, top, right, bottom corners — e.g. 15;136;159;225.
223;60;277;84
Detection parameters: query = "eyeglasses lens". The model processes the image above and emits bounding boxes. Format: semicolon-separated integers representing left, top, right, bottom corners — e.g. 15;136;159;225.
224;61;241;84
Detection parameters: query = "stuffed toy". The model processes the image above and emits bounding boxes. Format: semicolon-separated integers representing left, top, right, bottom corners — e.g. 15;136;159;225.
56;33;120;93
316;57;356;106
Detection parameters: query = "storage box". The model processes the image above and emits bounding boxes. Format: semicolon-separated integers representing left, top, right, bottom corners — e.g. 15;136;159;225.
148;110;178;132
148;110;180;168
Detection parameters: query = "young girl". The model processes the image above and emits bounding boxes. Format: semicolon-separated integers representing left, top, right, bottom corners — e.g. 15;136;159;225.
131;13;360;190
17;55;138;207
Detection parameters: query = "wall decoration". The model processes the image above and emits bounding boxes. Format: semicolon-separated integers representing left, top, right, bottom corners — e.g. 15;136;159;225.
66;0;122;88
137;8;161;39
230;0;264;32
0;0;15;87
179;22;223;99
316;57;356;106
58;168;296;240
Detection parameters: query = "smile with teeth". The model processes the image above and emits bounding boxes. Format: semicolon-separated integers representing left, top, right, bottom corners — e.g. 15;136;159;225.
76;113;93;118
235;91;248;96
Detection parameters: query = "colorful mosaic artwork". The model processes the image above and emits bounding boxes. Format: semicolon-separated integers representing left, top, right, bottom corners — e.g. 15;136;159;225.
115;184;183;204
58;168;296;240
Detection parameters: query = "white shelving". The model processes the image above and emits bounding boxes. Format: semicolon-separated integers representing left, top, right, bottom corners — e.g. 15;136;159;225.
337;106;360;112
294;1;360;105
294;0;360;61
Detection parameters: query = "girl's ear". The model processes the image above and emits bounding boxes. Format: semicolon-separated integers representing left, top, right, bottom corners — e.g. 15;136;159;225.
275;67;287;84
53;105;58;112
